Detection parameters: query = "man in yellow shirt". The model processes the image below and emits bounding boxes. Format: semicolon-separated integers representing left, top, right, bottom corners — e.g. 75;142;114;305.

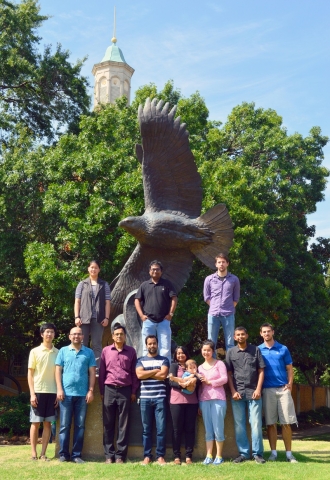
28;323;58;460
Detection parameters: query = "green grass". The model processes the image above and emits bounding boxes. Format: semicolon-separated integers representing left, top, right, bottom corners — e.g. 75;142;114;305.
1;436;330;480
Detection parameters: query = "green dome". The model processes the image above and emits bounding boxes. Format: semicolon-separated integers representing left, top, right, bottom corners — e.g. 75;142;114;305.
101;44;126;63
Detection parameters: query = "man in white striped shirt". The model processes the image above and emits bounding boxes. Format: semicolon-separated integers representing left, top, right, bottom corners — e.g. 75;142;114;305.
136;335;169;465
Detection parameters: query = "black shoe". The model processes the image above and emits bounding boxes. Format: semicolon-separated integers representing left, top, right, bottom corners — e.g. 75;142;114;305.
233;455;247;463
72;457;85;464
254;455;266;464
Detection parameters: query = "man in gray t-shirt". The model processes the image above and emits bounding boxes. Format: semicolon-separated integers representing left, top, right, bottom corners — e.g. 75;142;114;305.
226;326;265;464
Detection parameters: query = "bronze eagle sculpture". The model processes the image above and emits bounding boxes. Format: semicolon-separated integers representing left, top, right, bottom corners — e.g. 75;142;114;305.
110;97;234;320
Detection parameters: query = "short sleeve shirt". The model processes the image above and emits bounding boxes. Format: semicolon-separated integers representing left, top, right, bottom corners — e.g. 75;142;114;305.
136;355;169;398
56;345;96;396
135;278;177;323
28;344;59;394
226;344;265;399
259;341;292;388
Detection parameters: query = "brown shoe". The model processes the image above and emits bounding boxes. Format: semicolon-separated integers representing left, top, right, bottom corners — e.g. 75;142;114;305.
186;458;193;464
174;458;181;465
105;458;114;464
157;457;166;465
141;457;151;465
115;458;124;464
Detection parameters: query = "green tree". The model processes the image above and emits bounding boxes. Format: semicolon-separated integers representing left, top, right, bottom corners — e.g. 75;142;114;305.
0;0;90;142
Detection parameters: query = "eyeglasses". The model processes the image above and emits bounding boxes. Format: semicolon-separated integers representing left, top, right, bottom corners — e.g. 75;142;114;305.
150;268;161;271
113;333;125;336
70;333;82;336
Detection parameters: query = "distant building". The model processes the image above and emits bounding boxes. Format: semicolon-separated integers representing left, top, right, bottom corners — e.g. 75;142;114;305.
92;34;134;108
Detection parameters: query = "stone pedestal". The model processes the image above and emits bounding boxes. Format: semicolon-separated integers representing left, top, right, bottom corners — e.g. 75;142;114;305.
56;383;239;460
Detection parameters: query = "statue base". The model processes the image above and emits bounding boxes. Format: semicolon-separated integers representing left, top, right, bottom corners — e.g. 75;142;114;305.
56;382;241;460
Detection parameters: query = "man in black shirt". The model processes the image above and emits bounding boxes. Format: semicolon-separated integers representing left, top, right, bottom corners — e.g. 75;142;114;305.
135;260;177;362
226;326;266;464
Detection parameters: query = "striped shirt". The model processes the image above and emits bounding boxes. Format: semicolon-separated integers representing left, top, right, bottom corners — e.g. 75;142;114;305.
136;355;169;399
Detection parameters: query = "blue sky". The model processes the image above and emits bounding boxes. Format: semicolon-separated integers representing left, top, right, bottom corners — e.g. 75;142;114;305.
37;0;329;239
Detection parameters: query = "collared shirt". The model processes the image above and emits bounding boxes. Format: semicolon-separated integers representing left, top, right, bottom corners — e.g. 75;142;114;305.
56;345;96;396
98;344;139;396
136;355;170;399
203;272;240;316
259;341;292;388
28;344;59;394
226;344;265;399
135;277;177;323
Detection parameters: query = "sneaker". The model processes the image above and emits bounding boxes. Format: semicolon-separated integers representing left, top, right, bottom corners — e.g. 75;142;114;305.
72;457;85;464
233;454;247;463
254;455;266;464
286;455;298;463
59;456;70;462
213;457;224;465
202;456;213;465
268;453;277;461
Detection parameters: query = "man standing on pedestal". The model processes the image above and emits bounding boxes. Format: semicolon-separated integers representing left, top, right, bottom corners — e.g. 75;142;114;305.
28;323;58;461
55;327;96;463
259;323;298;463
99;322;139;464
204;253;240;355
226;326;266;464
136;335;169;465
135;260;177;363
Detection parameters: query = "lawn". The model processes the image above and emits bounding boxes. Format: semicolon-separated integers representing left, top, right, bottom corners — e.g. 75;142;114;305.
0;435;329;480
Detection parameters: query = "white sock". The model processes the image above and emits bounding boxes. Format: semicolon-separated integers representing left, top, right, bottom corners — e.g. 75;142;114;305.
271;450;277;456
286;451;292;458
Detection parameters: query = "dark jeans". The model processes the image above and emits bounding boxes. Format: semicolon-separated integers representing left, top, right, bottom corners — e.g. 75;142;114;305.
140;397;167;459
59;395;87;460
170;403;199;459
103;385;131;461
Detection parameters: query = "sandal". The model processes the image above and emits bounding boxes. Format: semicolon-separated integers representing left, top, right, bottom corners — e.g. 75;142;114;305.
39;455;50;461
31;457;38;461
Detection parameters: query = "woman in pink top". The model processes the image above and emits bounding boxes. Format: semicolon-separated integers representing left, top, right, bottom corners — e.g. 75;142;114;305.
198;339;228;465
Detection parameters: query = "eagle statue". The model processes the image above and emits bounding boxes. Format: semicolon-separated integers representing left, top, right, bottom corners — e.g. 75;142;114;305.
110;97;234;322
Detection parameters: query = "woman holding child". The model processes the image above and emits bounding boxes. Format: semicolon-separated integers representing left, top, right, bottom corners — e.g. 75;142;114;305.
169;346;199;465
198;339;228;465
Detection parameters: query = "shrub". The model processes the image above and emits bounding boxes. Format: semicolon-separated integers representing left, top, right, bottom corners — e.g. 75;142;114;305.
0;393;30;435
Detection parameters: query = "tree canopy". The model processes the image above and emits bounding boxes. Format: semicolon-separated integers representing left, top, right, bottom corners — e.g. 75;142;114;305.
0;0;90;142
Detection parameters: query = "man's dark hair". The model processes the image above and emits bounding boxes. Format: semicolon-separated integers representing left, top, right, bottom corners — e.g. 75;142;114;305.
112;322;126;334
234;326;247;333
201;339;215;352
215;253;229;263
260;323;274;331
145;334;158;345
149;260;163;271
40;323;56;334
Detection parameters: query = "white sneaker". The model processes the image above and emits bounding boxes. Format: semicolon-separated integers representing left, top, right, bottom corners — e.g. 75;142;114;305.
268;453;277;461
286;455;298;463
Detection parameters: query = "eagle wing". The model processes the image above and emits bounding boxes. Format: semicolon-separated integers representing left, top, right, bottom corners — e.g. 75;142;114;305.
135;98;203;217
110;243;194;320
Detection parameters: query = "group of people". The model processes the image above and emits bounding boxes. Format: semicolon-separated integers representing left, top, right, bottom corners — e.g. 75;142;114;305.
27;254;298;465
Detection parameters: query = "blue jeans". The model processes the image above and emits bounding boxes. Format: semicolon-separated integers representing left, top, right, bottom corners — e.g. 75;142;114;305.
231;397;263;458
59;395;87;460
142;319;171;362
140;397;167;459
208;313;235;356
199;399;226;442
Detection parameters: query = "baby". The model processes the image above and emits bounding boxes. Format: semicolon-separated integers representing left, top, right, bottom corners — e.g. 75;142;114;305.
169;359;202;394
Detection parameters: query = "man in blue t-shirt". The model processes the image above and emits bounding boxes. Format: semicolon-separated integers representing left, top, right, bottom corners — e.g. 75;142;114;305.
55;327;96;463
259;323;298;463
136;335;169;465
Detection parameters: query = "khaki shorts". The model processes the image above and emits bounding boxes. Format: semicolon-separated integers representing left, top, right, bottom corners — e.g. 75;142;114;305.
263;387;297;425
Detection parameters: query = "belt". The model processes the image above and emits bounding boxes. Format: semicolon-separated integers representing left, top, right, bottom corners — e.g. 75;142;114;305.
108;384;126;389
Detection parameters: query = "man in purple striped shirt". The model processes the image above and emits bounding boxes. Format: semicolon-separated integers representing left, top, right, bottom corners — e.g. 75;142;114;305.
99;323;139;464
203;253;240;356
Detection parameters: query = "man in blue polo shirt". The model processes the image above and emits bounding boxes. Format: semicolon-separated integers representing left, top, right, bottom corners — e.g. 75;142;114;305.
204;253;240;356
55;326;96;463
136;335;169;465
259;323;298;463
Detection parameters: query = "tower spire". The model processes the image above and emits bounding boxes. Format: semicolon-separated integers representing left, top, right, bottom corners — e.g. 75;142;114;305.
111;6;117;44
